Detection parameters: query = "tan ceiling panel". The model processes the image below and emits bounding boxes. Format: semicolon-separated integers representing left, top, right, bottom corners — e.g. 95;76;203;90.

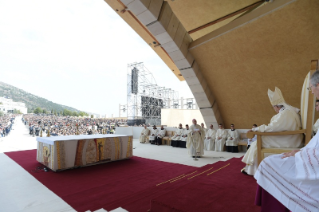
189;0;319;128
166;0;259;32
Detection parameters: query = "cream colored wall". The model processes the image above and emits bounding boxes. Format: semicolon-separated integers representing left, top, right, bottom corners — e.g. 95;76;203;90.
161;109;211;128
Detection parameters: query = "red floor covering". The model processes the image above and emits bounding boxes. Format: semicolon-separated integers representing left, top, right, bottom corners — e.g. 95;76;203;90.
5;150;259;212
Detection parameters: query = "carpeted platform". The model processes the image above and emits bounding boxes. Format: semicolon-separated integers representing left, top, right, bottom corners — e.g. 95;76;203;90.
5;149;259;212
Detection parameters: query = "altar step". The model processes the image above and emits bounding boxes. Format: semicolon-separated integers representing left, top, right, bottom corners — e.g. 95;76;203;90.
86;207;128;212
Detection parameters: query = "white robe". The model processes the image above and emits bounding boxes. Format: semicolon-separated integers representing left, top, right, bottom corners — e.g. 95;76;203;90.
226;130;239;146
254;132;319;212
187;124;205;156
215;129;227;152
157;129;166;138
313;118;319;134
180;129;190;142
204;129;216;151
149;129;158;141
171;128;183;140
252;107;302;148
242;107;303;175
139;128;150;143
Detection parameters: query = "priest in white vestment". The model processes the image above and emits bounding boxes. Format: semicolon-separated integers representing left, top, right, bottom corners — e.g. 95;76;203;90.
179;124;190;148
254;71;319;212
201;123;207;134
155;125;166;145
225;124;240;153
312;100;319;134
215;124;227;152
204;124;216;151
241;87;303;176
171;124;183;147
139;125;150;143
149;125;158;145
187;119;205;157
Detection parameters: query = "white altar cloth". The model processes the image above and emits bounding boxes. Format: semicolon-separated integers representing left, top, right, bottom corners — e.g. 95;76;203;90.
36;134;133;172
37;134;129;145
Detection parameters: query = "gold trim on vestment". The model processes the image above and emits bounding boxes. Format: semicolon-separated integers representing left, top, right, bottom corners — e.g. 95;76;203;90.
51;145;54;169
114;137;121;160
126;136;133;158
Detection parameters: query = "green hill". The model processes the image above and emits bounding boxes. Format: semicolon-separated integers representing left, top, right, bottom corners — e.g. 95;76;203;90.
0;81;81;113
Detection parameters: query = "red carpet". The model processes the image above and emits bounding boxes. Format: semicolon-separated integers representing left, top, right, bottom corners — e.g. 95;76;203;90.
5;150;259;212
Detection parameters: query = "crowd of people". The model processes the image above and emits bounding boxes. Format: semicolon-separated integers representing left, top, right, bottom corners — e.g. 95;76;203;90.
22;114;127;136
0;114;16;137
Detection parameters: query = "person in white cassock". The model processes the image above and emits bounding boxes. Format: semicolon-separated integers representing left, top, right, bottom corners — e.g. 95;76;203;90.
171;124;183;147
215;124;227;152
155;125;166;145
201;123;207;134
204;124;216;151
187;119;205;158
139;125;150;143
226;124;240;153
178;124;190;148
241;87;303;176
149;125;158;145
247;124;257;150
254;71;319;212
312;99;319;134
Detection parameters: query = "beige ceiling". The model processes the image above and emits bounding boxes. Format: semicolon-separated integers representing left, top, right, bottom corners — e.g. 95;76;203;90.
166;0;261;40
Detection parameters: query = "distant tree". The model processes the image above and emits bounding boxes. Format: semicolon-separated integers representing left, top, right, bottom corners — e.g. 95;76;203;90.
72;111;79;117
0;102;2;105
34;107;42;114
63;109;72;116
91;115;93;118
43;109;47;114
0;111;3;116
78;111;89;117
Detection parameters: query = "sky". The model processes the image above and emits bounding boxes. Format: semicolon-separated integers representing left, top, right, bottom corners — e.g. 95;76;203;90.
0;0;193;117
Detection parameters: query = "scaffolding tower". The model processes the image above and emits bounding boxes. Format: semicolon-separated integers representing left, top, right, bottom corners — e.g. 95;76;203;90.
127;62;179;126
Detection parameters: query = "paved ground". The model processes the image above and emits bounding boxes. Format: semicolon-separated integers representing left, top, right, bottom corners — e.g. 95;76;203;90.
0;117;245;212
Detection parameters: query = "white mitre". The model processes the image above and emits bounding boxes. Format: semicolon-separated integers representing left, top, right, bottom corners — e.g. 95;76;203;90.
268;87;285;106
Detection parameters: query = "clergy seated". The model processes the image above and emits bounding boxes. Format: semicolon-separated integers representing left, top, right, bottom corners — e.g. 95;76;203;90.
242;87;303;176
187;119;205;157
204;124;216;151
255;132;319;212
171;124;183;147
201;123;208;134
139;125;150;144
149;125;158;145
225;124;239;153
177;124;190;148
215;124;227;152
155;125;166;145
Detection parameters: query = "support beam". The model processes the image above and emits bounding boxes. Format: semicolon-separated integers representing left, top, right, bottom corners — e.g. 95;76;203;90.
188;0;264;35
